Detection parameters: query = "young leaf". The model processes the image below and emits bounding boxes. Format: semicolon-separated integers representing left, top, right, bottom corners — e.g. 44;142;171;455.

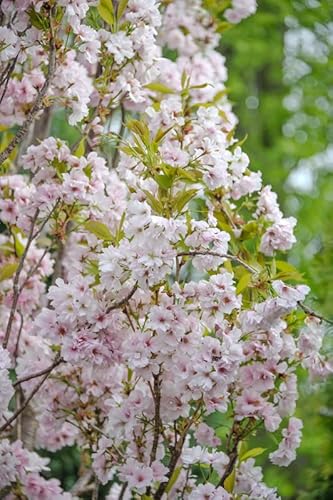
0;263;18;282
117;0;128;20
84;221;114;242
73;138;85;158
240;447;267;462
144;82;175;94
155;174;173;190
276;260;302;275
154;126;173;144
165;466;182;494
174;189;197;213
224;467;236;493
236;271;252;294
143;190;164;214
97;0;115;27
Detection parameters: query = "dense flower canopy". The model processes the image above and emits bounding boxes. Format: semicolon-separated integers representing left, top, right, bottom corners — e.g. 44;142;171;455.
0;1;331;499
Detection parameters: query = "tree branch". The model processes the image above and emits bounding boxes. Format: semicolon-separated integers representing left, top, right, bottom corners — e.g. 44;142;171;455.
106;282;138;314
0;358;59;434
150;373;162;465
13;356;63;387
298;302;333;326
153;403;202;500
3;209;39;349
177;251;257;274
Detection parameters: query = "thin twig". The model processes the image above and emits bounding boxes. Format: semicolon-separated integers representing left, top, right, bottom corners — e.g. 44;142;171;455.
91;479;99;500
106;282;138;314
3;209;39;349
299;302;333;326
0;53;19;105
118;482;128;500
216;419;258;489
32;199;60;240
13;311;24;359
153;403;202;500
0;12;56;165
13;356;63;387
177;251;257;274
111;104;125;169
70;470;93;496
0;364;56;433
18;246;51;294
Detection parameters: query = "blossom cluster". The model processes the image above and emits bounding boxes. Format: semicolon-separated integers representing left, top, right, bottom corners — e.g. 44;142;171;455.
0;0;331;499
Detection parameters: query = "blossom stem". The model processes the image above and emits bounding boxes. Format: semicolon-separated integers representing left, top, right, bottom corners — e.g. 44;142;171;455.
177;251;257;274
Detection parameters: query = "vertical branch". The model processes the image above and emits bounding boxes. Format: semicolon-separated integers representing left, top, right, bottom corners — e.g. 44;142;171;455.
216;419;258;489
3;209;39;349
150;373;162;466
153;403;202;500
50;239;65;286
91;479;100;500
110;104;125;169
118;482;128;500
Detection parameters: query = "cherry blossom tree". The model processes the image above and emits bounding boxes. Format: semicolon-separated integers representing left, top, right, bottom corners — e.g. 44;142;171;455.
0;1;331;499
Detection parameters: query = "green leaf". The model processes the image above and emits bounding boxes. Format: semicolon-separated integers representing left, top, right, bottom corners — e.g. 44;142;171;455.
73;138;85;158
84;221;114;242
115;211;126;244
275;260;300;274
126;119;150;145
189;82;210;90
154;127;173;144
165;466;182;494
0;242;14;255
143;190;164;214
240;447;267;462
275;260;304;281
14;239;25;258
177;168;202;184
241;221;258;240
224;467;235;493
85;259;99;277
28;8;49;30
174;189;197;214
181;70;190;89
11;229;25;258
117;0;128;19
236;271;252;294
216;20;232;33
0;262;18;282
155;174;173;190
97;0;115;27
233;133;248;149
144;82;175;94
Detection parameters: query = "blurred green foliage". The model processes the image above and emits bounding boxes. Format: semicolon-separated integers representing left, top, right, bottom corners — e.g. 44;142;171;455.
220;0;333;497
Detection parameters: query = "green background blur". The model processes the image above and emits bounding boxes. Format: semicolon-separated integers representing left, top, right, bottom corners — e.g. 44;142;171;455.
220;0;333;497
